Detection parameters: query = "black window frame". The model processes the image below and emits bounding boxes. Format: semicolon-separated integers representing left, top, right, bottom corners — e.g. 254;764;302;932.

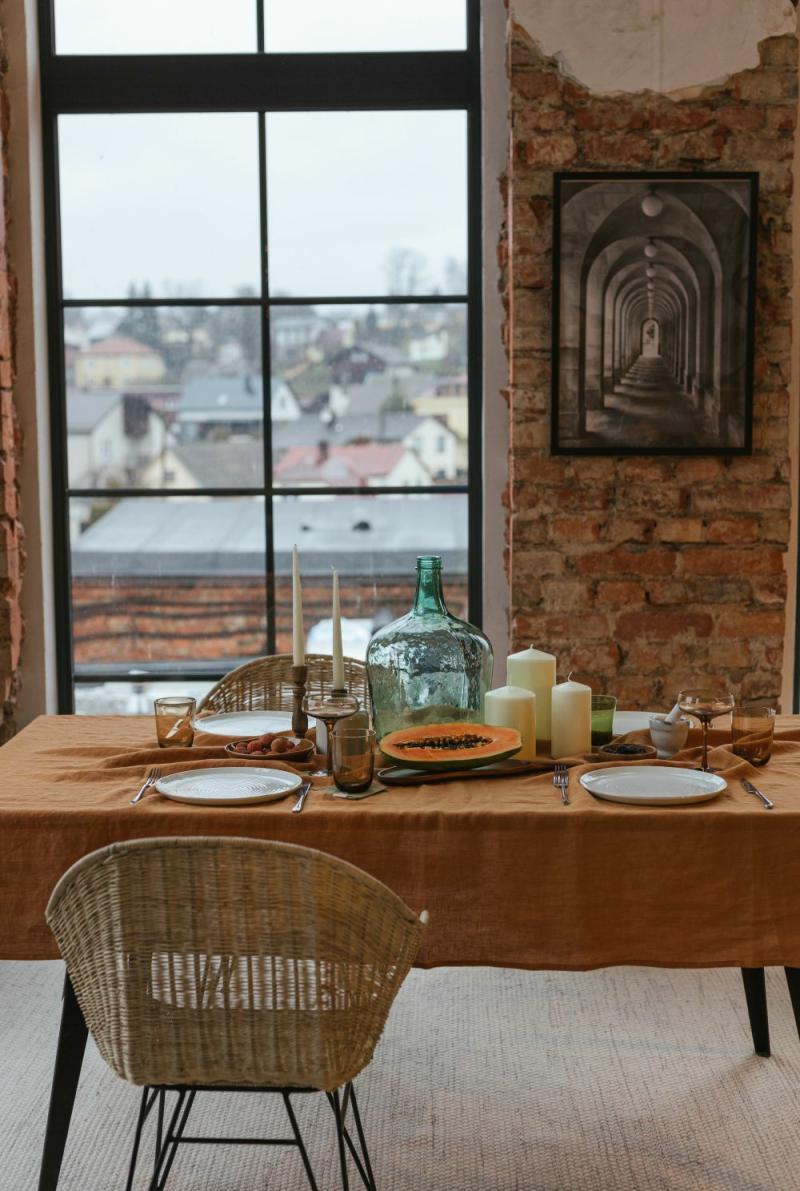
38;0;483;711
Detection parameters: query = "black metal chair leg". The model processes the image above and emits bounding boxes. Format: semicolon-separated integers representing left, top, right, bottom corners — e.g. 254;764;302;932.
125;1088;157;1191
741;967;771;1056
784;968;800;1038
347;1083;377;1191
331;1089;351;1191
283;1093;319;1191
37;974;89;1191
148;1089;194;1191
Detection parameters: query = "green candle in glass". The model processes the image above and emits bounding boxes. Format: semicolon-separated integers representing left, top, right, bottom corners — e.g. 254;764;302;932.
591;695;617;747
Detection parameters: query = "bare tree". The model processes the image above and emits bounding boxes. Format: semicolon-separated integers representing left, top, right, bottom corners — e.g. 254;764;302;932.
384;248;429;296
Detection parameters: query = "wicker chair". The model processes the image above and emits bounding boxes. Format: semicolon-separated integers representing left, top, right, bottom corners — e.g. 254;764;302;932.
43;836;427;1191
197;653;370;716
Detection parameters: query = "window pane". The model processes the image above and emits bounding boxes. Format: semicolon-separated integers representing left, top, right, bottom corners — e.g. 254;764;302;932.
266;111;467;297
55;0;257;54
271;303;467;486
264;0;466;52
66;305;265;489
74;679;212;716
276;492;468;657
59;114;260;299
71;496;267;667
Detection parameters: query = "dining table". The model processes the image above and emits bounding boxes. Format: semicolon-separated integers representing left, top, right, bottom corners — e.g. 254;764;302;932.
4;712;800;1190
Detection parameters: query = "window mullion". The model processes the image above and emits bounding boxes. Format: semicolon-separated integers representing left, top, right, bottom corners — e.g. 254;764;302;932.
259;110;276;655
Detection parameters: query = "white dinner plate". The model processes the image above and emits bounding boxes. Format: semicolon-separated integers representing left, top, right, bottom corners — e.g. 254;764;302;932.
613;710;659;735
192;711;292;739
580;765;726;807
155;767;302;806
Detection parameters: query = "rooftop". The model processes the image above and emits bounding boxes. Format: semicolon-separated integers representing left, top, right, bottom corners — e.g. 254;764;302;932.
274;442;409;484
67;390;120;433
178;375;295;417
167;441;265;488
71;494;468;577
272;411;421;451
80;336;162;358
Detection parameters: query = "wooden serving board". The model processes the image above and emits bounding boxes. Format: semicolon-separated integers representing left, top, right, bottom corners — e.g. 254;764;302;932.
377;759;551;785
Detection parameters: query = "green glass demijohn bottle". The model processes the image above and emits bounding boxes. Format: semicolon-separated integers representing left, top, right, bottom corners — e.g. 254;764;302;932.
366;555;494;740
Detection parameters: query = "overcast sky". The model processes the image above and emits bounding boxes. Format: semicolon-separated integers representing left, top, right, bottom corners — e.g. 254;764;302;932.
55;3;467;301
55;0;465;54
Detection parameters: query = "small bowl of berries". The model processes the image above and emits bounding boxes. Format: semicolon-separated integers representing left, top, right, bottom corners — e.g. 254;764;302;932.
224;732;314;763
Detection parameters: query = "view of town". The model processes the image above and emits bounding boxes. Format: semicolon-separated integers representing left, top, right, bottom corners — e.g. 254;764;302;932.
67;295;470;712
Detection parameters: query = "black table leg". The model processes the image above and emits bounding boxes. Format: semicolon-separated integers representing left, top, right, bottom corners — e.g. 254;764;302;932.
38;973;88;1191
784;967;800;1038
741;967;770;1057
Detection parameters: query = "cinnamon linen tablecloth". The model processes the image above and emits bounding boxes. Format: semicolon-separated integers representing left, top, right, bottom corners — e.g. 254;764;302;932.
2;714;800;969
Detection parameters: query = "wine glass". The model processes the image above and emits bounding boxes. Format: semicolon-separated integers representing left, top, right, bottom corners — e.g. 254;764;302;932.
302;691;360;777
677;689;735;772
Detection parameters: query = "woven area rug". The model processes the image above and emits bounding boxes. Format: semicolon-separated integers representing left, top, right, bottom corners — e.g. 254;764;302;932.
3;961;800;1189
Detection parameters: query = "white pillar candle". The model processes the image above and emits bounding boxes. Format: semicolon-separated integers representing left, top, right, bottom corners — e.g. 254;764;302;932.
506;646;557;744
291;544;305;666
484;685;537;761
550;675;592;758
331;568;345;689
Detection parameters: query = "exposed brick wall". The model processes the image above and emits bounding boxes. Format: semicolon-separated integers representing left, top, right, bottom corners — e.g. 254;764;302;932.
72;576;469;664
0;33;22;740
503;25;796;708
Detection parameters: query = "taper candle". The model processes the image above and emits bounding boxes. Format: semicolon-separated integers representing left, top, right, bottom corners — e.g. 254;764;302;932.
484;685;537;761
550;674;592;758
506;645;557;744
292;545;305;666
331;567;345;689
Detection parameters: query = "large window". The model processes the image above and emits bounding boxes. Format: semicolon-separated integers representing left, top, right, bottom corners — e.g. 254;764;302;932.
40;1;482;712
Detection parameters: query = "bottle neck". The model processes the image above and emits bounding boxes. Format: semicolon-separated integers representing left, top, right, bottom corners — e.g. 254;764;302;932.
413;558;448;615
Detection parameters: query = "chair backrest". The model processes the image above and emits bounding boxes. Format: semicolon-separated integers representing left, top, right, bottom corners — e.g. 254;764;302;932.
47;837;425;1091
197;653;370;715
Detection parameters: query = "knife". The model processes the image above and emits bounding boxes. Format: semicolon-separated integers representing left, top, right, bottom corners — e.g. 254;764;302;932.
291;782;312;813
742;778;774;810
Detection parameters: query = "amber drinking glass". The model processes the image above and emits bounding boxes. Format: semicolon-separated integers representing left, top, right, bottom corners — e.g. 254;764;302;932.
154;696;196;748
332;727;376;794
677;688;735;772
732;703;776;767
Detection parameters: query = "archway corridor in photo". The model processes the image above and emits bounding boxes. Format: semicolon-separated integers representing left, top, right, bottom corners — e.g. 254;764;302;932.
556;177;753;452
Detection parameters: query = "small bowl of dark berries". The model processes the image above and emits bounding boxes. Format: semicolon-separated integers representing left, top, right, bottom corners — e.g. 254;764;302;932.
225;732;314;762
596;739;657;761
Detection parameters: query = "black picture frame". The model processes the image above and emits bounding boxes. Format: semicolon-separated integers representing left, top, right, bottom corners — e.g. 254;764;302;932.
551;170;758;456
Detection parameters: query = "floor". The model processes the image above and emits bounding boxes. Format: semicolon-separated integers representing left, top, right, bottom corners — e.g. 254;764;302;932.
2;961;800;1190
582;355;718;449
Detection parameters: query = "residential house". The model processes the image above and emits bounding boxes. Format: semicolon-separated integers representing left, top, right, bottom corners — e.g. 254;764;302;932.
271;307;330;358
74;336;167;389
402;415;463;480
408;329;450;363
411;373;469;442
327;371;436;419
67;390;168;489
177;375;301;440
273;441;432;488
271;410;462;480
328;345;389;385
141;440;264;489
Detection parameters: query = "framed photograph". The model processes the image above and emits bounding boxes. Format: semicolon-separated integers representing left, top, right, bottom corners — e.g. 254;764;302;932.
551;171;758;455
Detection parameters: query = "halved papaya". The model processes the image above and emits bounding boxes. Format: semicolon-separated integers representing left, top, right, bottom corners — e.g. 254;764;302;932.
380;722;521;771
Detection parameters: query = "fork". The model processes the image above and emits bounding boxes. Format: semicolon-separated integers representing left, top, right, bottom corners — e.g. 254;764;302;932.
130;767;161;806
553;762;570;806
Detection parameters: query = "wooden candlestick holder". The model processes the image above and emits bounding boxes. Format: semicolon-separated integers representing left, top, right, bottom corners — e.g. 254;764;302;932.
291;664;309;736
